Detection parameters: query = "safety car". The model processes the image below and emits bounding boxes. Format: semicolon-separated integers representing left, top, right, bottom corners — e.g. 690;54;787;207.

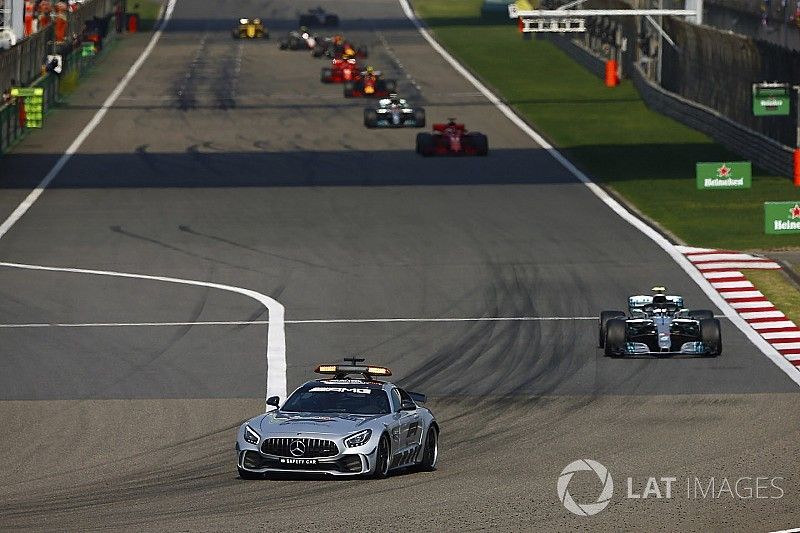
236;359;439;479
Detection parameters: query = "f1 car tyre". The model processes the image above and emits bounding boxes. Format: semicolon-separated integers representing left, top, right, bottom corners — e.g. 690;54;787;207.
416;132;434;156
688;310;714;320
357;46;368;58
312;45;325;57
599;310;626;347
604;318;626;357
238;467;262;480
232;30;240;39
343;82;355;98
700;318;722;356
418;426;438;471
321;68;333;83
364;109;378;128
371;434;391;478
414;108;426;127
465;133;489;156
278;40;288;50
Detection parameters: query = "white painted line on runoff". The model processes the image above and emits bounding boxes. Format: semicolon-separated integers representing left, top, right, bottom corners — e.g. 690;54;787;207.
0;262;286;406
0;315;605;329
740;311;786;320
702;271;745;280
729;301;772;309
763;331;800;340
696;261;781;271
0;0;178;242
397;0;800;387
751;321;797;330
721;290;765;300
711;281;754;289
688;253;770;262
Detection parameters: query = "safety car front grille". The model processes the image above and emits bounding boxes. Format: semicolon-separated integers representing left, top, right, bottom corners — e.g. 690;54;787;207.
261;438;339;458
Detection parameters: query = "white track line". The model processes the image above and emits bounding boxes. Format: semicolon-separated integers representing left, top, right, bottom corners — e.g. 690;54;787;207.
0;0;177;241
397;0;800;387
0;316;602;328
0;262;286;406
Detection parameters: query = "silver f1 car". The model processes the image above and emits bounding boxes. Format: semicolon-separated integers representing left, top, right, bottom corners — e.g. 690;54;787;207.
364;94;425;128
236;359;439;479
599;287;722;357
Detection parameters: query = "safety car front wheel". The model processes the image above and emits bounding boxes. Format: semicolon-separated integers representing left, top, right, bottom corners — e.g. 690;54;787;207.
371;434;391;478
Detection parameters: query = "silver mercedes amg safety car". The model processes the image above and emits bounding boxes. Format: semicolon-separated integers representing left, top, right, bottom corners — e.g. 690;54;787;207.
236;359;439;479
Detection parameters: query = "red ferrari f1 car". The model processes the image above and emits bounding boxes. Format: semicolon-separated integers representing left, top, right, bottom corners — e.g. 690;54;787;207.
343;69;397;98
416;120;489;156
321;58;361;83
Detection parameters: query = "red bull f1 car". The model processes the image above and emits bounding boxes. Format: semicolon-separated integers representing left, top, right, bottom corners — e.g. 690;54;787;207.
416;119;488;156
312;36;368;59
599;287;723;357
343;70;397;98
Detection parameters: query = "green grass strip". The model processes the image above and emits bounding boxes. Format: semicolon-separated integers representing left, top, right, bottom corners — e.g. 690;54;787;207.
743;270;800;326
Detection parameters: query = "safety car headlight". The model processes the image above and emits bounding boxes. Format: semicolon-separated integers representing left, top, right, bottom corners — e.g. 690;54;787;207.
244;425;260;445
344;429;372;448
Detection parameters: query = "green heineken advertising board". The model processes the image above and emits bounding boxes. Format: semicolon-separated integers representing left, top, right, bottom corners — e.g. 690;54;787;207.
10;87;44;128
82;42;95;57
696;161;751;189
752;84;791;117
765;202;800;234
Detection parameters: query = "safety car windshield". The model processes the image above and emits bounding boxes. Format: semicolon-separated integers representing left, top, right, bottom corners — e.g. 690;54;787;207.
281;383;390;415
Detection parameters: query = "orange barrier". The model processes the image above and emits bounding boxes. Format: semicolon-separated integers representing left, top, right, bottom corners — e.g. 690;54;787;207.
794;148;800;187
127;13;138;33
605;60;618;87
24;1;34;36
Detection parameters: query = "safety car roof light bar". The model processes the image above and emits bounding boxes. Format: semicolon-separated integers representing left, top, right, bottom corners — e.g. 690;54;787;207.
315;359;393;380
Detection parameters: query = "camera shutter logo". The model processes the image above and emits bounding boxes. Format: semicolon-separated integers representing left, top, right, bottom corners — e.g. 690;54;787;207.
557;459;614;516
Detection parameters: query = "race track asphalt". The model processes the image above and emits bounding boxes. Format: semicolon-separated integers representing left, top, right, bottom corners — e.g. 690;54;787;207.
0;0;798;530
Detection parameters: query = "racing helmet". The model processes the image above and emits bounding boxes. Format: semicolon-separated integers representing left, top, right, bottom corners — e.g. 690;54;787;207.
388;92;400;104
366;65;374;74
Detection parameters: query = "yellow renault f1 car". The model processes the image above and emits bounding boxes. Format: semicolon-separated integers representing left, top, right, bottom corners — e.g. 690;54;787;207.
233;18;269;39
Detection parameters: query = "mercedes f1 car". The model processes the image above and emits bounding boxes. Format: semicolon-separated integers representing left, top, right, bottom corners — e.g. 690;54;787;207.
299;7;339;27
343;69;397;98
599;287;722;357
416;119;488;156
364;95;425;128
278;29;317;50
236;359;439;479
321;58;361;83
232;18;268;39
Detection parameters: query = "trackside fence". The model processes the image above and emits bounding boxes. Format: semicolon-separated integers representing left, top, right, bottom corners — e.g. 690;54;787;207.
0;0;121;154
544;32;795;178
631;63;794;178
